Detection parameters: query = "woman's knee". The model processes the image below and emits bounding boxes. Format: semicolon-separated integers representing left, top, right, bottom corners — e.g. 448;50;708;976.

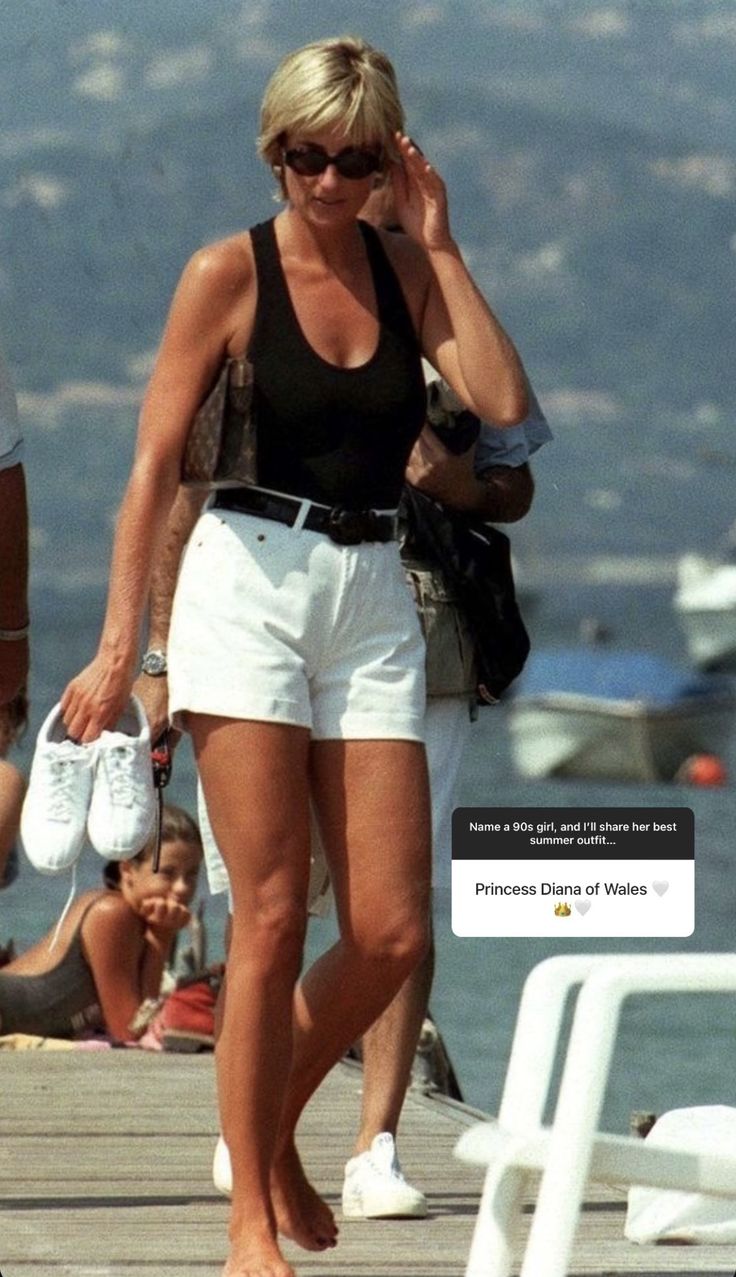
350;904;430;976
229;892;308;975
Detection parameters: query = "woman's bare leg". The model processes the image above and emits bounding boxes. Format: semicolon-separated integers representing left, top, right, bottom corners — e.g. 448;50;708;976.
191;715;329;1277
271;738;431;1219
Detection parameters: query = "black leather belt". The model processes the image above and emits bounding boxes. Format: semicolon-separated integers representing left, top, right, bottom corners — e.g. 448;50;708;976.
212;487;398;546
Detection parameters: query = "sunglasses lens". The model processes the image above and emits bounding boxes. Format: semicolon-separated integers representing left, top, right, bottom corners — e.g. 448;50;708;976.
336;150;380;178
284;147;381;180
285;148;328;176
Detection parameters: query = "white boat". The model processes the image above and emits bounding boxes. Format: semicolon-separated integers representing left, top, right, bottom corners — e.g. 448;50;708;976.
674;552;736;670
508;648;734;783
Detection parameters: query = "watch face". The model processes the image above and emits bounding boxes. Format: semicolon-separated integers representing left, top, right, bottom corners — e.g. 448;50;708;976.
142;650;167;677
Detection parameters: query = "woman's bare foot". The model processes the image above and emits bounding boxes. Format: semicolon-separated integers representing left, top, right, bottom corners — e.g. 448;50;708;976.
271;1138;338;1251
223;1224;295;1277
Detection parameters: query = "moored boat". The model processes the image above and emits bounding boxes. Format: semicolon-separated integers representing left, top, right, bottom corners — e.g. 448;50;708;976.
674;552;736;670
508;647;734;782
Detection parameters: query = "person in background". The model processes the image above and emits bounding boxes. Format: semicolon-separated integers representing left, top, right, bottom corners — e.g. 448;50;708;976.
342;395;550;1219
339;185;552;1218
0;688;28;892
0;804;202;1041
0;346;29;707
61;33;528;1277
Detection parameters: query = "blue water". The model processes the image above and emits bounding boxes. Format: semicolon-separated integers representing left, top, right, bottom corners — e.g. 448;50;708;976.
4;573;735;1135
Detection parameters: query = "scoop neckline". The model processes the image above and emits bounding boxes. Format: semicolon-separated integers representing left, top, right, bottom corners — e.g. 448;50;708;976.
268;218;385;374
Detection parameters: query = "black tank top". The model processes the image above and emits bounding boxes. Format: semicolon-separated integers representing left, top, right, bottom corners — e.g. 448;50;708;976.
0;898;102;1038
248;218;426;510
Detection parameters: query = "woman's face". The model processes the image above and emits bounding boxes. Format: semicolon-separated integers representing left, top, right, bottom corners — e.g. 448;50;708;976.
120;838;201;911
281;124;382;227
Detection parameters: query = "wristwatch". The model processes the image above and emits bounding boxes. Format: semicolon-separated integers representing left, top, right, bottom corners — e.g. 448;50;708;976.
141;648;168;677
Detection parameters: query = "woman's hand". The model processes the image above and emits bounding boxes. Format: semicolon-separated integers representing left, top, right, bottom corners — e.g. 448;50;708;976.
60;651;137;743
390;133;454;254
141;895;191;934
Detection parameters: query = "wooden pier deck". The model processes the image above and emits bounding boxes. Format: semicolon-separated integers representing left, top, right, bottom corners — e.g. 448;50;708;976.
1;1050;734;1276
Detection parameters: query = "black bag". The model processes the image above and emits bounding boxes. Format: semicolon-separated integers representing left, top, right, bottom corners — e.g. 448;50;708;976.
401;485;530;704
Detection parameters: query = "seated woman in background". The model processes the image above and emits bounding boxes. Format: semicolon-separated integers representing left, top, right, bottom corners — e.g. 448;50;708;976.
0;804;202;1041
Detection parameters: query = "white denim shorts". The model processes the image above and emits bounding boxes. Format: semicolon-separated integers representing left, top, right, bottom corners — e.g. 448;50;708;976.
168;509;426;741
199;695;472;907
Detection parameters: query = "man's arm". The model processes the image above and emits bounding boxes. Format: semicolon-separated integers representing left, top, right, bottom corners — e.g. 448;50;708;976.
405;426;534;522
132;485;205;742
476;462;534;522
0;463;29;704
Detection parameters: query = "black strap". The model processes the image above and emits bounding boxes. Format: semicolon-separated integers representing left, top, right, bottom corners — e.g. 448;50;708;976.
151;731;172;872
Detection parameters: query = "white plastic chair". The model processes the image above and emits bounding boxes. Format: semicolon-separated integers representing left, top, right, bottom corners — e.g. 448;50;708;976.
455;953;736;1277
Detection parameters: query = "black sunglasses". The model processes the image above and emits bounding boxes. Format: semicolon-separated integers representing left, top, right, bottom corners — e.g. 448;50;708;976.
282;144;383;180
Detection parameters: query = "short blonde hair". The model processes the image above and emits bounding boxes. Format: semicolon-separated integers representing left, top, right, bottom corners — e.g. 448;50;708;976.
259;35;404;183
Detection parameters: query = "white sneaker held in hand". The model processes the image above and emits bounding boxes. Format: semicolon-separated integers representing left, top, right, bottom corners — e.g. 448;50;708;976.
20;702;97;874
342;1132;428;1219
87;694;156;860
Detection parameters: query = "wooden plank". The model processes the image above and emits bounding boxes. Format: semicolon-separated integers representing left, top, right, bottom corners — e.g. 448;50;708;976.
1;1052;734;1275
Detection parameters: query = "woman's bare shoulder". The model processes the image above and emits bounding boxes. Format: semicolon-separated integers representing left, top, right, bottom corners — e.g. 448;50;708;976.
183;231;256;299
173;231;257;355
80;890;144;965
80;889;138;936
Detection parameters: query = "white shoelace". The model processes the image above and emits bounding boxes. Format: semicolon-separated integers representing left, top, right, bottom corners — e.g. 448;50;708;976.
46;747;84;823
102;744;137;807
48;862;78;953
